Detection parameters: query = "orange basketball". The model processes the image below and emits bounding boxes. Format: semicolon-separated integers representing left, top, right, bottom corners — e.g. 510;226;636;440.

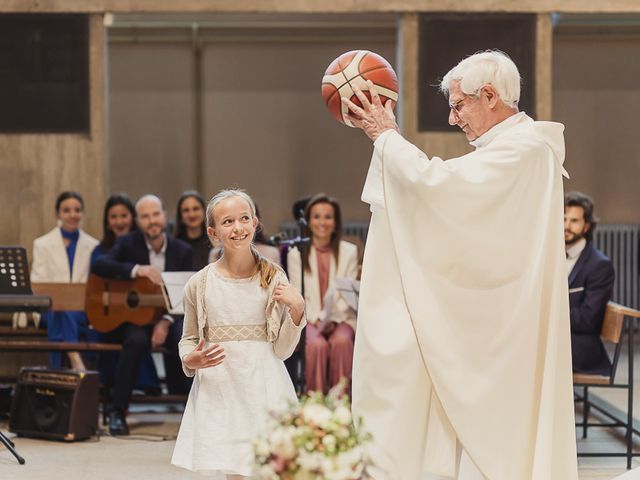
322;50;398;127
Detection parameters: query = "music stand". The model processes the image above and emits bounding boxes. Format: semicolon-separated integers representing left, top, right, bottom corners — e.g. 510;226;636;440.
0;246;47;465
273;207;311;396
0;246;31;296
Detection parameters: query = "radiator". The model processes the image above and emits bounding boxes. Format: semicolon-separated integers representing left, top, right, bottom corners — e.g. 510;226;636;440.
593;224;640;310
278;221;370;245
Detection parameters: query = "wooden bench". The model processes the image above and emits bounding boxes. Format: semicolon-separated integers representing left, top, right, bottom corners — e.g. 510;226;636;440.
0;340;186;406
0;326;48;337
0;340;122;352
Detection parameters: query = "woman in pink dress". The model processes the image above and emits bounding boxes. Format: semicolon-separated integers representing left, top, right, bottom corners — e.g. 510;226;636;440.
287;194;359;393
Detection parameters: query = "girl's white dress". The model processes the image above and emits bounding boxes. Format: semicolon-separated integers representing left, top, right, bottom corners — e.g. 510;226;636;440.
172;265;299;477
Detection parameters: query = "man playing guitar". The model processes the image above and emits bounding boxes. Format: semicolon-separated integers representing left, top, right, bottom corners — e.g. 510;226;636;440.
92;194;193;436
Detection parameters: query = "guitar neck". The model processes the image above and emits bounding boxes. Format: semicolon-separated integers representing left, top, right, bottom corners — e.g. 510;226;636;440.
100;292;166;309
139;294;167;308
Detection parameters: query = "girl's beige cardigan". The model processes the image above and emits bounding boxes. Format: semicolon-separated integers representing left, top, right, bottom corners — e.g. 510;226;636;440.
178;264;306;377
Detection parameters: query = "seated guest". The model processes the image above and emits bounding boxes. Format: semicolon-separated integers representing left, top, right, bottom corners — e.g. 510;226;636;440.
287;194;359;393
90;193;159;391
174;190;211;270
91;193;137;263
31;191;98;370
92;194;193;435
565;191;615;374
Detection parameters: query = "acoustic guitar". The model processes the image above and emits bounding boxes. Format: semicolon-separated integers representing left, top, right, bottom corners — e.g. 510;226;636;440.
84;274;167;333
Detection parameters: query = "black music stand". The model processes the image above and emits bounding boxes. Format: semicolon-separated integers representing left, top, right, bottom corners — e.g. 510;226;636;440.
0;246;50;313
0;246;50;465
274;205;311;396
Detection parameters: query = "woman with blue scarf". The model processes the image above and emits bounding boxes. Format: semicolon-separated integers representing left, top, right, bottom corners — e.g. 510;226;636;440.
31;191;99;370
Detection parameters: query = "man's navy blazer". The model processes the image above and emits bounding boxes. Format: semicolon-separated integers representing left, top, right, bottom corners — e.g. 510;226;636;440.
569;241;615;374
91;230;193;279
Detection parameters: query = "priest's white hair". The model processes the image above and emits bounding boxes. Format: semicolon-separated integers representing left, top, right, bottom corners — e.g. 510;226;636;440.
440;50;521;107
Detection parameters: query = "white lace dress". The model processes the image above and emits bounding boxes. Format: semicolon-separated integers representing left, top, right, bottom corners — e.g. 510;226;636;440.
172;266;298;477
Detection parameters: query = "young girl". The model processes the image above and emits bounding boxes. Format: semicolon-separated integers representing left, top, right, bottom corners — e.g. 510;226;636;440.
172;189;306;479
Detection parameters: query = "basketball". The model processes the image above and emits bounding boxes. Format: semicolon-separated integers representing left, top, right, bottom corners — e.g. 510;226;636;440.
321;50;399;127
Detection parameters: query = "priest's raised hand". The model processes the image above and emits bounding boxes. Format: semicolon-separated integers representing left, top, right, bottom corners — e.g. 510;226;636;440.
342;80;400;141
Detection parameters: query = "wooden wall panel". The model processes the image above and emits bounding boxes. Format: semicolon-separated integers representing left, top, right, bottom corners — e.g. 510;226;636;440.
0;15;106;260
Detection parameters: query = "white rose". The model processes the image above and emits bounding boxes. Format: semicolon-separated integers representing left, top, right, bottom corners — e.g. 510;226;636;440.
320;456;336;474
327;468;357;480
302;403;333;428
333;405;352;426
258;464;279;480
255;438;271;459
297;450;323;471
322;434;337;452
268;427;297;460
339;446;364;468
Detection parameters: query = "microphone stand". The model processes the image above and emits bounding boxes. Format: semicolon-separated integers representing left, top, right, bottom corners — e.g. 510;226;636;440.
270;213;310;396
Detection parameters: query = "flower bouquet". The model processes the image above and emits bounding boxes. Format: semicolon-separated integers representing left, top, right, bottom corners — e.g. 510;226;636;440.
253;382;373;479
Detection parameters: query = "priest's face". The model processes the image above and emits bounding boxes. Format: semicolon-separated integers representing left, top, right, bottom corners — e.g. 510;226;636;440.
564;206;590;245
447;81;493;141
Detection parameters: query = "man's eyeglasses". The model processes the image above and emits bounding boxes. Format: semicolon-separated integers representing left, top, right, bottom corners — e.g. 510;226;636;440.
448;96;472;114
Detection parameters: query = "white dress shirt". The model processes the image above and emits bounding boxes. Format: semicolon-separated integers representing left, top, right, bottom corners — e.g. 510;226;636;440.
566;237;586;277
131;234;172;323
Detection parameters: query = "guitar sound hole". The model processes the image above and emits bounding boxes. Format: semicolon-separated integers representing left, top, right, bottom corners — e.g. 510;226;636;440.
126;291;140;309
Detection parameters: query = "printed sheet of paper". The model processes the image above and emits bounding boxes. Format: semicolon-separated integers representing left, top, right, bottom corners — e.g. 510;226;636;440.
317;277;360;332
160;271;196;315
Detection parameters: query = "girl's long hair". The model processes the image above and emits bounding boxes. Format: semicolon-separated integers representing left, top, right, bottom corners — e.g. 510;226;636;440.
206;189;280;288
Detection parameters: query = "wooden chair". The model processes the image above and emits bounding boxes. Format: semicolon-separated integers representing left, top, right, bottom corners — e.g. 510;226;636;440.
574;301;640;468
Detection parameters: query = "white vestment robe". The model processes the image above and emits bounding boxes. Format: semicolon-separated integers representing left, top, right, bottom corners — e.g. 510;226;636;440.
352;113;578;480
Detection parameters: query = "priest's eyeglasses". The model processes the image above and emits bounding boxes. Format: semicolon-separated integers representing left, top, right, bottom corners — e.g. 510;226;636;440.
448;96;474;114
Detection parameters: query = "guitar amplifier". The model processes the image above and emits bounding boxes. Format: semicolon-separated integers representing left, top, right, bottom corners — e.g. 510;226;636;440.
9;367;99;441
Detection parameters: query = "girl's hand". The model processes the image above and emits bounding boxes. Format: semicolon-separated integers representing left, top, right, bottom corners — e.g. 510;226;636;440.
183;338;225;370
273;283;305;326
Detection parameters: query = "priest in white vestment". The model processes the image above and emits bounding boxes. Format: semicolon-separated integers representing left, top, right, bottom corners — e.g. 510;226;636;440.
343;51;578;479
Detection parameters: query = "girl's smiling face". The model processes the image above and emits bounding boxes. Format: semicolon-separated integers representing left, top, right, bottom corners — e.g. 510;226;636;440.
208;196;257;251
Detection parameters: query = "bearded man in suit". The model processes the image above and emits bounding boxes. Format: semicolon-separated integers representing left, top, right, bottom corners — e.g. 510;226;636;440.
92;194;193;435
565;191;615;374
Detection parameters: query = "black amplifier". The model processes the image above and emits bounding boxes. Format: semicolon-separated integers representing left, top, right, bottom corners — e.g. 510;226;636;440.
9;367;99;441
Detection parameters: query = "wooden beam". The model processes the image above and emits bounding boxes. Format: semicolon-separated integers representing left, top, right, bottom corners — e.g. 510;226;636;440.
3;0;640;14
535;13;553;120
31;283;86;311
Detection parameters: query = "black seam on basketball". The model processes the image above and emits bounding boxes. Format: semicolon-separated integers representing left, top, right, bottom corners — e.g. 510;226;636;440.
323;56;396;106
324;67;393;103
322;69;352;105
